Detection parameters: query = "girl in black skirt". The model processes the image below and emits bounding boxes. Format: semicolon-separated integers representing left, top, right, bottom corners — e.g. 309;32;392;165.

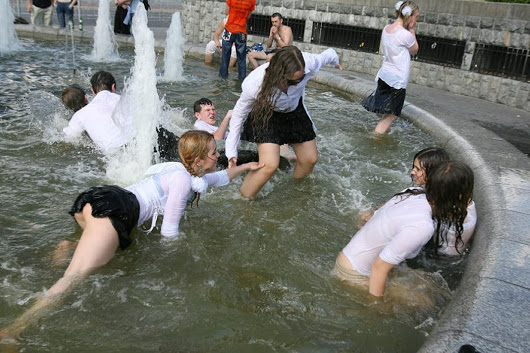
224;46;342;198
362;1;419;134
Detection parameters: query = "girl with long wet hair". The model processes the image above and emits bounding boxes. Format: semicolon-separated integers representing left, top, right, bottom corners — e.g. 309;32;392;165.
410;148;477;255
225;45;342;198
335;161;474;297
0;130;263;340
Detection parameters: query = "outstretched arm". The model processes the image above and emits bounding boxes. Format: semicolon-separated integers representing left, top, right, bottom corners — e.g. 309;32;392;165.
212;110;232;140
225;161;265;181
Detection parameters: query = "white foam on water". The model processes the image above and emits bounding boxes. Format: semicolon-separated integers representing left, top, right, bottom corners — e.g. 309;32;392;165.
87;0;120;62
159;12;186;82
0;0;22;54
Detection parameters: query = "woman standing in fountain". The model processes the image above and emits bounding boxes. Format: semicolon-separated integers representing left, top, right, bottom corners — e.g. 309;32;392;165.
0;130;263;341
335;160;474;298
362;1;419;134
225;45;342;198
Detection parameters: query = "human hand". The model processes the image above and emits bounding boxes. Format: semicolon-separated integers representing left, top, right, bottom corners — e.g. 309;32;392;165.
270;26;277;35
228;157;237;168
245;162;265;171
0;328;18;353
359;210;373;223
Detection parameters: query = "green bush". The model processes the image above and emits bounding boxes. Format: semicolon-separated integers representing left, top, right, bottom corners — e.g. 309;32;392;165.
486;0;530;3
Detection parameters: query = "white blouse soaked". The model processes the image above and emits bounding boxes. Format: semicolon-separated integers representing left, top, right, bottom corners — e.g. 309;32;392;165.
342;190;434;276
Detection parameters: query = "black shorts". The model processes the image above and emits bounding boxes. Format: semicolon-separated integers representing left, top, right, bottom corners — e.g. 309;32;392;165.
241;98;316;145
69;185;140;250
362;78;406;116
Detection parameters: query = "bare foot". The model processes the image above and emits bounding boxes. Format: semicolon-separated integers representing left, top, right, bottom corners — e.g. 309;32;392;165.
0;329;18;353
51;240;76;268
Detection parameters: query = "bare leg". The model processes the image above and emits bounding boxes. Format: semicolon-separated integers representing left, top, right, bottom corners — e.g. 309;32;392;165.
247;51;267;70
374;114;397;134
229;57;237;68
1;204;119;339
205;53;213;65
291;139;318;179
240;143;280;198
51;240;76;268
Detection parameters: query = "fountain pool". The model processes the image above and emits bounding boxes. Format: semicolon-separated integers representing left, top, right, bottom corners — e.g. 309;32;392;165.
0;37;462;352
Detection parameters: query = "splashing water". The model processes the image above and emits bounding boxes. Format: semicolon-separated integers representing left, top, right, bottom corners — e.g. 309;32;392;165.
89;0;119;61
0;0;21;53
106;5;161;185
160;12;186;82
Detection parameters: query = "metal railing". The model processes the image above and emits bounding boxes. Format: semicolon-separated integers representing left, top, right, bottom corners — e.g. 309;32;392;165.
414;35;466;68
247;14;305;42
471;44;529;82
311;22;381;53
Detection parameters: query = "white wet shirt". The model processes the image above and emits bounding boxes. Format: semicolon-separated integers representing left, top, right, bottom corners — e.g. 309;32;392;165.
63;90;129;153
126;162;230;238
438;201;477;255
342;189;434;276
194;119;228;139
376;25;416;89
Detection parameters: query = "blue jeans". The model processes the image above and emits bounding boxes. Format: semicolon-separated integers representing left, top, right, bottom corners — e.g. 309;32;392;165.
219;31;247;80
56;2;74;28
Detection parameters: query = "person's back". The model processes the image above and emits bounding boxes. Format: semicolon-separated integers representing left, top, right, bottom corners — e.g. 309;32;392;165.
224;0;255;35
64;91;127;152
63;71;129;153
342;189;434;275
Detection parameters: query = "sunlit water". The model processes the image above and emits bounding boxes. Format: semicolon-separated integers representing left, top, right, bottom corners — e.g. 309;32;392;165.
0;38;466;352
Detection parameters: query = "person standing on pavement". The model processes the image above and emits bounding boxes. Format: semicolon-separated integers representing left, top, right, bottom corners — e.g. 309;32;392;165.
27;0;53;26
219;0;255;80
362;1;419;134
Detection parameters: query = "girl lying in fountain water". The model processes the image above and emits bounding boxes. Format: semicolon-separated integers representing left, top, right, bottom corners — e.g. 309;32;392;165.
0;130;263;341
335;160;475;300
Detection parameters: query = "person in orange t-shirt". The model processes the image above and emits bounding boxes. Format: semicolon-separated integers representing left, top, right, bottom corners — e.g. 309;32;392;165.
219;0;255;80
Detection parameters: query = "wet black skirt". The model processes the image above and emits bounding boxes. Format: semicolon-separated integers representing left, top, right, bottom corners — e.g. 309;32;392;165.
241;97;316;145
362;79;406;116
69;185;140;250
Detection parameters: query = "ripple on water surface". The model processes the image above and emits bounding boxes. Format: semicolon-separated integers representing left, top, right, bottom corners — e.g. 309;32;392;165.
0;37;463;353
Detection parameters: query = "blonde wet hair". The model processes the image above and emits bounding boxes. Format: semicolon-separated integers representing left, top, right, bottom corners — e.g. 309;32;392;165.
178;130;215;207
397;1;419;29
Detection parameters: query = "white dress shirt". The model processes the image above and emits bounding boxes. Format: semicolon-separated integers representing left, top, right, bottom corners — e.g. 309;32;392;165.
63;90;129;153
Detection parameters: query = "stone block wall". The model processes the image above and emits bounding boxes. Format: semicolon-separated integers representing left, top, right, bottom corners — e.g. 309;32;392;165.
180;0;529;111
9;0;529;110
